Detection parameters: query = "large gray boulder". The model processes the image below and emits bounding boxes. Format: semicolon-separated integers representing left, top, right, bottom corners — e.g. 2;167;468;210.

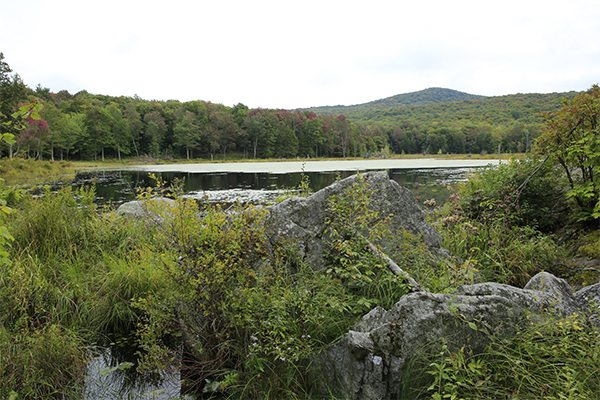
314;272;582;400
263;171;448;271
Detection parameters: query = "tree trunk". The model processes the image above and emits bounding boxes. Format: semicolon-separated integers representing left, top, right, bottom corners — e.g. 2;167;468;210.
132;138;139;158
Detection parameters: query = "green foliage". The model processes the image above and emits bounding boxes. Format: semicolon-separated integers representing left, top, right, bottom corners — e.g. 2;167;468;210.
0;324;87;399
578;230;600;259
406;315;600;399
324;173;410;308
0;52;27;136
0;184;20;265
536;84;600;222
9;185;99;262
429;177;569;287
234;258;357;398
130;173;417;398
459;157;569;232
0;184;172;397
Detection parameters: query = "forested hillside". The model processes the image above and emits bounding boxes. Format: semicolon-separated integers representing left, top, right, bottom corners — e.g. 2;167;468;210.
0;53;583;161
301;87;486;115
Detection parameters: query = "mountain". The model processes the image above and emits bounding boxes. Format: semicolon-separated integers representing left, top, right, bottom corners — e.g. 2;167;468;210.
299;87;487;115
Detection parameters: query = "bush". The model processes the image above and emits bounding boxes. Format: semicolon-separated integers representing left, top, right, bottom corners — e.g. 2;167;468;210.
428;160;571;287
460;156;569;233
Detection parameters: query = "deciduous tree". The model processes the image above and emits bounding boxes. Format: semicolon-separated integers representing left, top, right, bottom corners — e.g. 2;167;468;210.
536;84;600;221
0;53;27;144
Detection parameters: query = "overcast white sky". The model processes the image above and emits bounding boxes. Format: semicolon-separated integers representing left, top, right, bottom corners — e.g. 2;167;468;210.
1;0;599;109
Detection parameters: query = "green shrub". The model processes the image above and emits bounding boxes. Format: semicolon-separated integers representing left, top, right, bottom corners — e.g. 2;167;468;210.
433;204;568;287
428;159;571;287
578;230;600;259
460;156;569;233
324;173;411;307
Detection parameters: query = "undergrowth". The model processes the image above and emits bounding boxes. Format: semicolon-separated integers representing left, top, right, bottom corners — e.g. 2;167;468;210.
133;173;413;398
404;314;600;399
426;158;572;287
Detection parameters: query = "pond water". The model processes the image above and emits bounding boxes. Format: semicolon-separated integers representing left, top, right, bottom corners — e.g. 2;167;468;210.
71;159;499;207
67;159;499;398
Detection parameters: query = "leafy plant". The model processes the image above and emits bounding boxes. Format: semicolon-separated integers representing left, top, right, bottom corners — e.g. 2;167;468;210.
411;315;600;400
536;84;600;222
324;173;411;308
428;161;571;287
459;156;569;233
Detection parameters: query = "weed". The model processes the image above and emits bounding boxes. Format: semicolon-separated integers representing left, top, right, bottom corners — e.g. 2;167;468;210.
406;314;600;399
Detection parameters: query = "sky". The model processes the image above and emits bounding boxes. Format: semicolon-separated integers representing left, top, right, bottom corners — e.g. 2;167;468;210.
1;0;599;110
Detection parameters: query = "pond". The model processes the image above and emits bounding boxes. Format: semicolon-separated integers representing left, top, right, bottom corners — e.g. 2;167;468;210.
70;159;500;207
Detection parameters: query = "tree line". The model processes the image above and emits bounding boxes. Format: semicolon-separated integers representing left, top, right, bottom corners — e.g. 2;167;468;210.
0;53;579;162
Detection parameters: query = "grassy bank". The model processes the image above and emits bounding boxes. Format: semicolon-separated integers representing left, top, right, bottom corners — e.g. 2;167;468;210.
0;158;122;186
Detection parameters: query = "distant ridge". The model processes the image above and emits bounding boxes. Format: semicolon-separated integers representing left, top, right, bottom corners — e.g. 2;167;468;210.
299;87;487;115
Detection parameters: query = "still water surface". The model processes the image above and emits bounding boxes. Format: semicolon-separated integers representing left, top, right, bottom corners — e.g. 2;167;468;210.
74;159;499;206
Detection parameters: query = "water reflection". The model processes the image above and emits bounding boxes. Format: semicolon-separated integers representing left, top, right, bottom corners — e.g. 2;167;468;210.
73;167;476;207
84;334;186;400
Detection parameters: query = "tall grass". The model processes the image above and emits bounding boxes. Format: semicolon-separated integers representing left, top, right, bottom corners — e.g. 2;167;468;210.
0;185;172;397
404;314;600;399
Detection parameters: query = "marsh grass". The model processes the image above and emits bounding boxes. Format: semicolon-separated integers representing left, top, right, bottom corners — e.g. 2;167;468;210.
0;324;87;399
0;183;174;398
